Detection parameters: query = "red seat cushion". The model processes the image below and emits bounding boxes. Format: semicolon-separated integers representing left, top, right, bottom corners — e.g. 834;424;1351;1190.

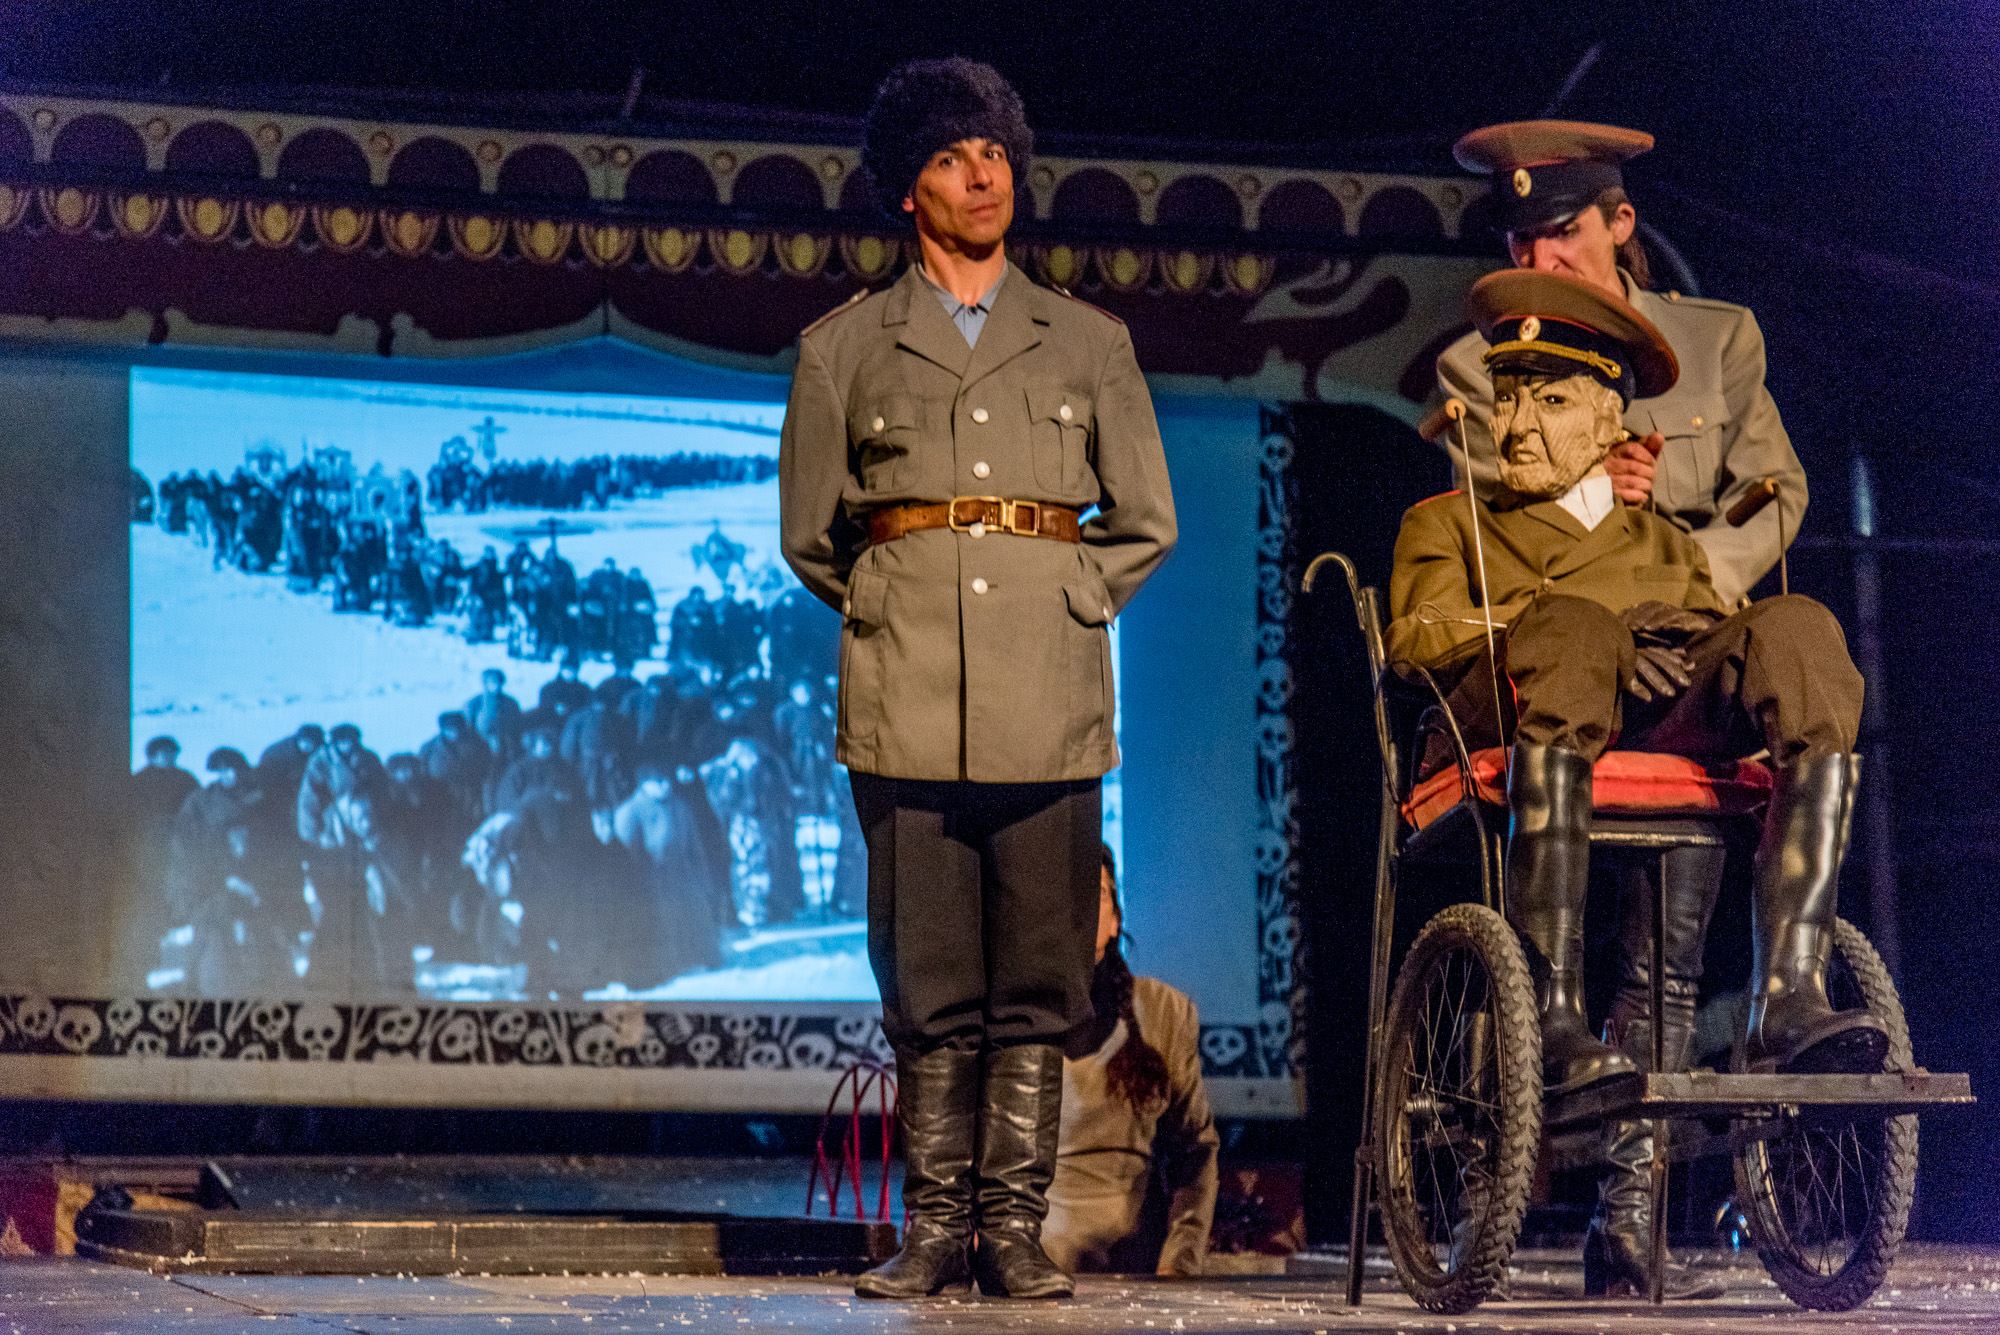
1402;749;1774;831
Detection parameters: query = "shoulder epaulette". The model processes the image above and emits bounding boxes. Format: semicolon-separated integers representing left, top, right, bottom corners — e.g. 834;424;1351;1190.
1654;289;1747;314
1042;282;1125;327
800;285;877;338
1411;489;1465;509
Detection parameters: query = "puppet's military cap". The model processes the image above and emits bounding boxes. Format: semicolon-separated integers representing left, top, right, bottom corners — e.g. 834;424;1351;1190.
1469;269;1678;402
1454;119;1653;234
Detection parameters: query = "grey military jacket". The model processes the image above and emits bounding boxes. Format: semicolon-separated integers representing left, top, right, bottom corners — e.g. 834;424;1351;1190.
1437;270;1805;606
779;262;1177;783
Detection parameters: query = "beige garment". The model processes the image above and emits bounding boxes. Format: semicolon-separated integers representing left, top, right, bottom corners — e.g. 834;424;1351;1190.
1385;487;1727;675
1043;975;1219;1277
778;261;1178;782
1436;269;1806;606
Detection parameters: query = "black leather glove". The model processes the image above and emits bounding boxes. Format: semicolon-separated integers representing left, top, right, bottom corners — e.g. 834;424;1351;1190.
1621;602;1706;703
1621;600;1712;646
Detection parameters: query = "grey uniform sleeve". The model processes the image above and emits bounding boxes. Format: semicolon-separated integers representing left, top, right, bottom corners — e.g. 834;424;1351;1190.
1687;307;1808;605
1435;332;1502;493
778;336;854;613
1081;324;1178;613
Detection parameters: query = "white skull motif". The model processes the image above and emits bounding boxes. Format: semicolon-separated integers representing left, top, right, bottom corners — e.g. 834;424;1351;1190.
129;1032;167;1057
148;1000;183;1032
1201;1027;1249;1067
572;1024;619;1067
15;998;56;1040
488;1010;529;1044
636;1034;667;1066
53;1006;102;1054
687;1032;722;1066
434;1014;479;1061
519;1028;557;1064
105;999;144;1040
787;1034;835;1069
248;1002;291;1044
190;1030;226;1058
744;1041;784;1069
292;1003;345;1060
372;1006;420;1048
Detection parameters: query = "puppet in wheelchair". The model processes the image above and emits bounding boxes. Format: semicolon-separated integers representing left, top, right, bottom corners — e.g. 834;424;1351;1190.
1386;269;1885;1101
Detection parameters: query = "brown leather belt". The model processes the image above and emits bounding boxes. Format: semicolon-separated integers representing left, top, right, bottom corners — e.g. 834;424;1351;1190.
868;496;1082;546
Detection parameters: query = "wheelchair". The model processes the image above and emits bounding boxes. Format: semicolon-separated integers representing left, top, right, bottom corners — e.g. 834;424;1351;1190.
1303;551;1973;1315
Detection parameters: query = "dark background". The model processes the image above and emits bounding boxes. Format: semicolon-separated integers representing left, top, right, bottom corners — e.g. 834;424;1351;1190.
2;0;1997;1241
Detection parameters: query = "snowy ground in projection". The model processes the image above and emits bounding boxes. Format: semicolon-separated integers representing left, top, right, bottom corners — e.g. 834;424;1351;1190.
132;479;787;771
130;480;883;1002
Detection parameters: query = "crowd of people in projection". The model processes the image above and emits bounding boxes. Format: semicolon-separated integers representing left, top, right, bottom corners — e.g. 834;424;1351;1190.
127;440;857;1001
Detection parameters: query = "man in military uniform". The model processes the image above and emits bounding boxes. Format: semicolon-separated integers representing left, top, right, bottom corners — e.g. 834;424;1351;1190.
1392;270;1882;1296
780;58;1176;1300
1435;121;1804;609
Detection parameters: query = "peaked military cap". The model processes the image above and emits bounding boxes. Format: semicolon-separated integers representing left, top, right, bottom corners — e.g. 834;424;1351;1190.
1469;269;1678;402
1455;119;1653;234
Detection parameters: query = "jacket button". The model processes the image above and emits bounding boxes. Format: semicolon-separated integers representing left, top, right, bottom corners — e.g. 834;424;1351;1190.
1059;403;1073;421
971;578;989;595
972;461;990;479
970;407;989;423
968;521;986;538
871;416;885;433
1691;415;1704;427
1101;605;1112;619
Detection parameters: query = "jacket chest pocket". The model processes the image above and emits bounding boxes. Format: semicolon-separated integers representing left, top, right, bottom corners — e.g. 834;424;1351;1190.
849;395;919;492
1650;393;1731;519
1025;386;1091;492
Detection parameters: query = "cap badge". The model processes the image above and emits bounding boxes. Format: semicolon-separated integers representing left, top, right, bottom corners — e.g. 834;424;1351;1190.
1512;167;1532;197
1519;315;1542;342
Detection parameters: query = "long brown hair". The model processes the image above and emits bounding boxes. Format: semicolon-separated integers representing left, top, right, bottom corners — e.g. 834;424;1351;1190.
1596;188;1653;290
1096;846;1170;1111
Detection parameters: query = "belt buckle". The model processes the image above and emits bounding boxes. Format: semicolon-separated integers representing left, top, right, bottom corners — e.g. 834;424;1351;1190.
948;496;1001;532
1005;500;1041;536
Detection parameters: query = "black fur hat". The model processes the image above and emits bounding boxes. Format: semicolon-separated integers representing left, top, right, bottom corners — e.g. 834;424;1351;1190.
861;58;1033;218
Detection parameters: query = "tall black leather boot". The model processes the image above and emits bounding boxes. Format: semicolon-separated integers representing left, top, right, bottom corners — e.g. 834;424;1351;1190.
971;1043;1073;1299
1585;848;1726;1300
1745;754;1888;1074
1505;743;1635;1097
854;1045;978;1299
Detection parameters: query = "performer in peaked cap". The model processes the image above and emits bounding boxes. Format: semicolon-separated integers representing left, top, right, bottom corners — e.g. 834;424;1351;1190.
780;57;1177;1301
1395;270;1882;1296
1436;120;1805;609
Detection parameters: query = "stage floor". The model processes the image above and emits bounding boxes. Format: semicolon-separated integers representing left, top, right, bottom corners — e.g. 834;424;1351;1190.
8;1246;2000;1333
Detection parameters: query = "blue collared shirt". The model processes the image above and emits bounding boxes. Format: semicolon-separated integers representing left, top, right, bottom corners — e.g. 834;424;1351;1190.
918;265;1006;348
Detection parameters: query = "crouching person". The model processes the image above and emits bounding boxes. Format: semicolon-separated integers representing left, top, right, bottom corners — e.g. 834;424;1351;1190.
1044;845;1218;1277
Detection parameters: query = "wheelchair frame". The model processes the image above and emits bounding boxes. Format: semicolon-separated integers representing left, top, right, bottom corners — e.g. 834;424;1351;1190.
1304;550;1973;1310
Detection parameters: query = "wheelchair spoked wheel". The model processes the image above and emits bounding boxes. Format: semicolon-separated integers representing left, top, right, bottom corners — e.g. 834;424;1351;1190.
1732;918;1919;1311
1374;902;1542;1315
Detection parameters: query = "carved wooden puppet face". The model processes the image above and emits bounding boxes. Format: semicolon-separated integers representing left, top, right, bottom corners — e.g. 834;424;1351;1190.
1490;372;1626;499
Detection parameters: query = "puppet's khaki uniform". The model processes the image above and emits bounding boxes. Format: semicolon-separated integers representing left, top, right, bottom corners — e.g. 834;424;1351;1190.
1385;490;1859;765
1437;271;1804;606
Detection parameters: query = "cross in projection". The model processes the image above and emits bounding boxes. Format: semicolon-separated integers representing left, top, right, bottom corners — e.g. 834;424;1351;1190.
471;415;507;461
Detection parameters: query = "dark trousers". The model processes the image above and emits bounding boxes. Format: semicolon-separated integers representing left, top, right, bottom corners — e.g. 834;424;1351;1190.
850;773;1101;1053
1444;593;1864;764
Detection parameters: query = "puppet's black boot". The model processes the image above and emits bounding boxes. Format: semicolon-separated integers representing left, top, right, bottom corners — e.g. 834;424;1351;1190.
1506;744;1636;1096
854;1046;976;1299
1744;754;1888;1075
971;1044;1073;1299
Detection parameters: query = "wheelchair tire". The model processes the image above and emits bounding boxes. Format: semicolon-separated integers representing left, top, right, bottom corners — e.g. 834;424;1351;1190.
1374;902;1541;1315
1733;918;1918;1311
